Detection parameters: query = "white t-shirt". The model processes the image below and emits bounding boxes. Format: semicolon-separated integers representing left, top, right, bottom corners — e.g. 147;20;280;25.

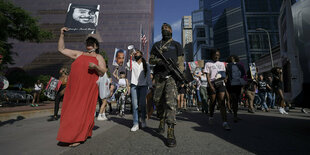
118;78;127;88
127;61;152;87
98;73;111;99
204;61;226;82
200;75;208;87
34;83;42;91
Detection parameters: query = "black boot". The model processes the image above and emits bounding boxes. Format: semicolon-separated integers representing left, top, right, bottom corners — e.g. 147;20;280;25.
166;124;176;147
157;118;165;134
47;115;58;122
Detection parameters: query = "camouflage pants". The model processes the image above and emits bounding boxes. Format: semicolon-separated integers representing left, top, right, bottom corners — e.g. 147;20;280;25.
153;76;178;125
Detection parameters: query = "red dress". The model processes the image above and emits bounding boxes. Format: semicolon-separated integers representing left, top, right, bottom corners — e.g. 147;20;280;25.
57;54;99;143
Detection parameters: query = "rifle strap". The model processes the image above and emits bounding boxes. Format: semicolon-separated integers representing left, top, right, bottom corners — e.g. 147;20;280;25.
159;39;173;54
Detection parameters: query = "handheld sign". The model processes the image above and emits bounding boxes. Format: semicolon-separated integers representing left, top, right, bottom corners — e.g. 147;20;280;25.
65;3;100;34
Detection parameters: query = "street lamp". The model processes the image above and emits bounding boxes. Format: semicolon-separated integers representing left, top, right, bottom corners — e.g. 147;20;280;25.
256;28;274;68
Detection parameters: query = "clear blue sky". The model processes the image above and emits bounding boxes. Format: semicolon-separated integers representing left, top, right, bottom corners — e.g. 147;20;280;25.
153;0;199;43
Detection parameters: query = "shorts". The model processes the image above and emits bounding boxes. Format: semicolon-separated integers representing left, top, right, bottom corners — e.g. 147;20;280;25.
178;87;186;94
34;90;41;93
207;86;226;95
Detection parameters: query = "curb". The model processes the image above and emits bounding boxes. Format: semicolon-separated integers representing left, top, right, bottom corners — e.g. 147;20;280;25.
0;108;55;122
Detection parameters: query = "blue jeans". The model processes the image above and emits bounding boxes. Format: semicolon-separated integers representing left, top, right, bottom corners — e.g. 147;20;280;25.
188;95;193;106
131;84;147;125
254;93;261;106
196;89;201;103
259;91;268;110
266;92;275;108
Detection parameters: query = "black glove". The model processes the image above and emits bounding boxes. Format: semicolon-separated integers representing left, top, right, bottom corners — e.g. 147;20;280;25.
157;60;166;66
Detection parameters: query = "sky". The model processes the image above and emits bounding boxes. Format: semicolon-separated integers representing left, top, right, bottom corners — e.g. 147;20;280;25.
153;0;199;43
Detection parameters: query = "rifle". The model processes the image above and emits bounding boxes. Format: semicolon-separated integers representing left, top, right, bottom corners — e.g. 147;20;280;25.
154;46;187;84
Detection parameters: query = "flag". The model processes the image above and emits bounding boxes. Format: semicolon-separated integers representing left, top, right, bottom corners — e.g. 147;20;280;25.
140;29;148;49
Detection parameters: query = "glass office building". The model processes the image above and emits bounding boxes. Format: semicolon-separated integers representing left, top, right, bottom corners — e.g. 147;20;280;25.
192;2;213;61
200;0;284;65
9;0;154;76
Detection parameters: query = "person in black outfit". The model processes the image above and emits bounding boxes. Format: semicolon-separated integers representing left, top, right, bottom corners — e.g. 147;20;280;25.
48;67;69;121
226;55;246;122
271;67;288;114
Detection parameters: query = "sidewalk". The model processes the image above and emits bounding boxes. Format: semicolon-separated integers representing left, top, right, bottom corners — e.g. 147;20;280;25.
0;101;56;122
0;101;118;122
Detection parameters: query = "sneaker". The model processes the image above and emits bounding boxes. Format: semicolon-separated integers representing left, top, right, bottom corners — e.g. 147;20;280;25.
279;108;285;114
208;117;214;124
121;112;125;117
35;104;39;107
47;116;58;122
141;120;147;128
223;122;231;131
30;104;35;107
285;107;290;112
97;114;108;121
301;108;308;114
282;109;288;114
248;109;254;113
130;124;139;132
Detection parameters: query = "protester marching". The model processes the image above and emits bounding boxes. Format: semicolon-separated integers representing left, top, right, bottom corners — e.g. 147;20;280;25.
1;2;309;152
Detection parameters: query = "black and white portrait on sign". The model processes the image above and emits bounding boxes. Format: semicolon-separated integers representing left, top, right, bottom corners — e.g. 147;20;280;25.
44;77;59;100
64;3;100;34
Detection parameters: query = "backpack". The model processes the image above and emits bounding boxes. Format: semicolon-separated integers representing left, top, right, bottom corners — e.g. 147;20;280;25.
230;64;246;86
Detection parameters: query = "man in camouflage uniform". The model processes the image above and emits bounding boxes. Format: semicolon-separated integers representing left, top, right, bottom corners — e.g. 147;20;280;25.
149;23;184;147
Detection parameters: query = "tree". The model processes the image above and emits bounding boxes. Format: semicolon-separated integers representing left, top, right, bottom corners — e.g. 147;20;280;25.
0;0;52;66
99;50;111;77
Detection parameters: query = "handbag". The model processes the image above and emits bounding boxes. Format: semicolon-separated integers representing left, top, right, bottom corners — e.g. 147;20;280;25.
214;63;226;80
213;80;224;88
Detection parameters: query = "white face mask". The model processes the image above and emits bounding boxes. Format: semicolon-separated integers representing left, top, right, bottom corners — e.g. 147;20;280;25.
87;49;96;53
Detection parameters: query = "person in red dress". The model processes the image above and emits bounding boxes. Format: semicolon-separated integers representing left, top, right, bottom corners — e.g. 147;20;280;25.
57;27;107;147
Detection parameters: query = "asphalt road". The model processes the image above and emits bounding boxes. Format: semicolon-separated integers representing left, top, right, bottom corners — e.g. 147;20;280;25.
0;108;310;155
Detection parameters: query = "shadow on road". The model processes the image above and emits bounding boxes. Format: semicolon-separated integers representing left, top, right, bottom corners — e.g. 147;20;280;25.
0;116;25;127
141;127;167;145
176;111;310;154
109;116;132;128
109;115;167;146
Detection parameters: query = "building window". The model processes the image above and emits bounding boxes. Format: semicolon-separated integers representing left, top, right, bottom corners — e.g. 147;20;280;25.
247;16;274;30
270;0;283;12
251;53;263;62
249;34;269;50
197;40;206;48
193;11;203;23
245;0;269;12
197;28;206;37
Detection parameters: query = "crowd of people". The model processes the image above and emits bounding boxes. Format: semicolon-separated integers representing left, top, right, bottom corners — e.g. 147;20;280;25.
174;51;296;127
46;23;307;148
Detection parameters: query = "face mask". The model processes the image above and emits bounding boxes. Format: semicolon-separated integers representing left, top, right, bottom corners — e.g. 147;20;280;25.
134;55;142;60
162;30;172;40
87;49;95;53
